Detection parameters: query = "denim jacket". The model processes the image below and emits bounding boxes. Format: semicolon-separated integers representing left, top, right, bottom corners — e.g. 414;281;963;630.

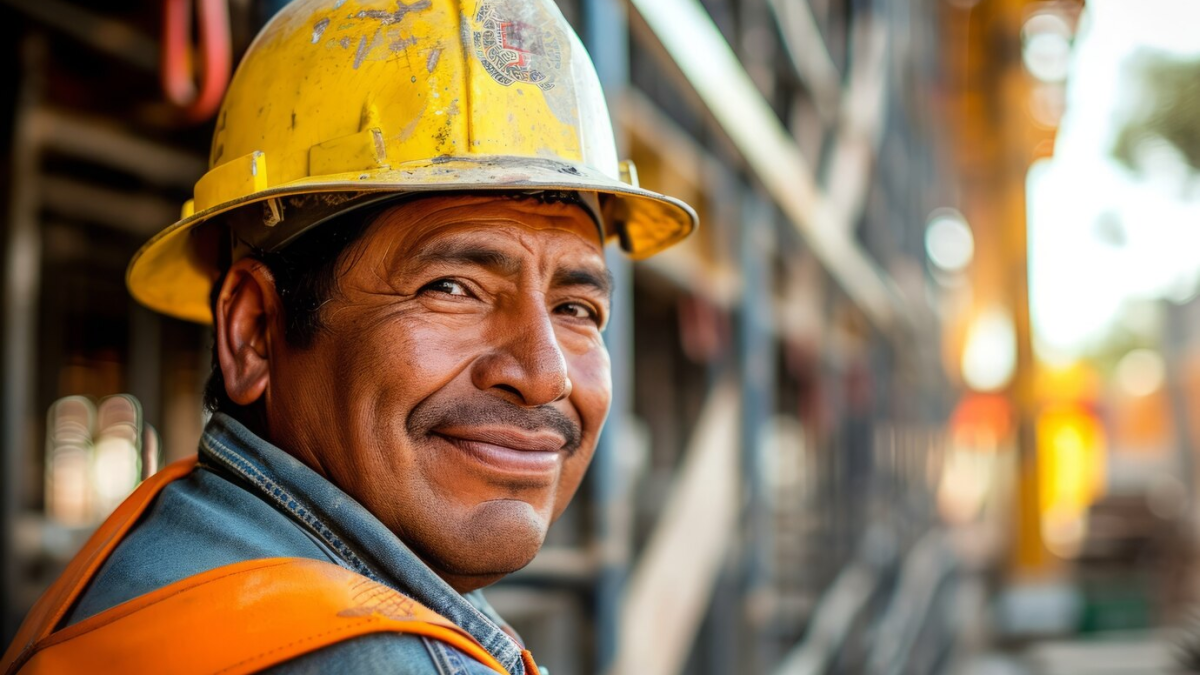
64;413;533;674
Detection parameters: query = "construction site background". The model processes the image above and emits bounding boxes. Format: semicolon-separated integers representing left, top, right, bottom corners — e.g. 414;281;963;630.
2;0;1199;673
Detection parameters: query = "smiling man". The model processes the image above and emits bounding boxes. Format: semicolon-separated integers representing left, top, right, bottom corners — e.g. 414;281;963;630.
1;1;694;673
228;195;615;593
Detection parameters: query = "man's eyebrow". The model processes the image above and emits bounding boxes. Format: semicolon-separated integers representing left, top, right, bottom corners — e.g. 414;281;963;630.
413;242;523;276
412;240;611;297
552;266;613;299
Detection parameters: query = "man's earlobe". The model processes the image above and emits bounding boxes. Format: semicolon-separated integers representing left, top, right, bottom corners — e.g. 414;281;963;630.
214;259;278;407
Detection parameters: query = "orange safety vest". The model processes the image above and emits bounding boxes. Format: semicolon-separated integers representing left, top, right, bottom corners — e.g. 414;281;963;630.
1;457;541;675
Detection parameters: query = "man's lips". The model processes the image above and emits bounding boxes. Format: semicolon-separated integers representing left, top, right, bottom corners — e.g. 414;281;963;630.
432;426;566;475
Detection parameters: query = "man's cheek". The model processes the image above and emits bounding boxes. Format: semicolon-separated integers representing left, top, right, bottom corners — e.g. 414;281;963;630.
570;353;613;421
354;322;476;388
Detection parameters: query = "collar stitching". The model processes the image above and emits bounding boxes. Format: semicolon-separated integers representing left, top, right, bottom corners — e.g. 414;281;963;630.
202;434;379;580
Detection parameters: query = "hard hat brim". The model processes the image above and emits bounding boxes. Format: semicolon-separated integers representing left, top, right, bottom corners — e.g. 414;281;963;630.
126;156;697;324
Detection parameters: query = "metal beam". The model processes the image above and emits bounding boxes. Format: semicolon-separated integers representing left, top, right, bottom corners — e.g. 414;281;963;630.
612;383;740;675
40;177;179;237
738;190;776;673
0;0;158;72
773;563;881;675
628;0;908;334
2;36;45;643
35;110;206;189
584;0;634;671
766;0;841;119
826;18;890;236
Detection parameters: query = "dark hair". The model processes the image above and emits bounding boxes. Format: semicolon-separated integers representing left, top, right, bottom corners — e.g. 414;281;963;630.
201;209;377;421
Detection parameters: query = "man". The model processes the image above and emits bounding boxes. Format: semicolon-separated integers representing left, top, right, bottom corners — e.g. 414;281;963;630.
2;0;695;673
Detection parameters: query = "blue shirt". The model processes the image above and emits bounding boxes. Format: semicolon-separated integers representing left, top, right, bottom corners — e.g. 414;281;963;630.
65;413;532;674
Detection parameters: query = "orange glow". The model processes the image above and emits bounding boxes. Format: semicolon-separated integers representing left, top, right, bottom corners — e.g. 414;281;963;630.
950;393;1013;451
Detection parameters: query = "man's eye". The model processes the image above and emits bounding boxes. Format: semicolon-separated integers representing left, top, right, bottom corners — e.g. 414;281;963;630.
558;302;598;323
422;279;470;297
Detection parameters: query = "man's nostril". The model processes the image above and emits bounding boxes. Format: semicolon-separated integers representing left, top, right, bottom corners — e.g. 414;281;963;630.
493;383;522;400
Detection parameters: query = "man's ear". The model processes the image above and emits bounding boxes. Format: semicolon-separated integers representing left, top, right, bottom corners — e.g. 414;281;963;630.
214;258;281;406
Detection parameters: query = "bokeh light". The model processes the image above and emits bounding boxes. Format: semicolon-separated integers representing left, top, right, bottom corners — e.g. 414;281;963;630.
925;208;975;273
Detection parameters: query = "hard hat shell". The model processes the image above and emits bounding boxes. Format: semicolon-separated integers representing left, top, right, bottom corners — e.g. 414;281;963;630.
127;0;697;324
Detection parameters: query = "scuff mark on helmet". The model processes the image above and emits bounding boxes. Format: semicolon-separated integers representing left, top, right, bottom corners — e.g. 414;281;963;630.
353;29;384;69
389;35;419;53
355;0;432;26
311;17;330;44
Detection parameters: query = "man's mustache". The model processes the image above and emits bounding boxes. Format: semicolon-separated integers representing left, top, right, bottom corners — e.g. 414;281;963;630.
408;395;582;454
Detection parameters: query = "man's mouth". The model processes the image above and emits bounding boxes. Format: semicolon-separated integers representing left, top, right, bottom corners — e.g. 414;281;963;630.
432;426;566;475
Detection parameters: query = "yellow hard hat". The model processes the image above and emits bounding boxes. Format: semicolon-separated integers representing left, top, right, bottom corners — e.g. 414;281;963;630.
127;0;697;324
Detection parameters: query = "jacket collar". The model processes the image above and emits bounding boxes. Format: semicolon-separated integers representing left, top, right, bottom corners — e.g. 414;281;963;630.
199;413;526;674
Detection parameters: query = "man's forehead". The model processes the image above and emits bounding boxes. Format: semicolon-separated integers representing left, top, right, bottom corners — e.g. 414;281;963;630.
372;194;605;251
358;195;610;290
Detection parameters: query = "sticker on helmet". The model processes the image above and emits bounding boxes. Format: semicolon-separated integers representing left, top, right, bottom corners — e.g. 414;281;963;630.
472;1;562;91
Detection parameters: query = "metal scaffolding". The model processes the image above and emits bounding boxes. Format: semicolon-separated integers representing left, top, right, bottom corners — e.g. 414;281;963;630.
0;0;958;672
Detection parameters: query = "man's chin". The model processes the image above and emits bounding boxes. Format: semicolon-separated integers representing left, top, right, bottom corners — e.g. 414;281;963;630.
416;499;549;582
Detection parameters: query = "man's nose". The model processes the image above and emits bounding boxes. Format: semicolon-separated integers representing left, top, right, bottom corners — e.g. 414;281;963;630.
471;307;572;407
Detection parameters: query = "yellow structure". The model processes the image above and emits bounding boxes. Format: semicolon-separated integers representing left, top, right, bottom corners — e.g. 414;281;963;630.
126;0;697;323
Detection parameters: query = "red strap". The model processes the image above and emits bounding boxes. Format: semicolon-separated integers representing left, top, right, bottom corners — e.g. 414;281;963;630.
161;0;232;121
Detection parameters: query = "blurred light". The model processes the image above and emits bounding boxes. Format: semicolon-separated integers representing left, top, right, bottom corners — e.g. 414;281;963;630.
949;393;1013;450
1027;160;1123;357
929;265;970;289
1028;2;1200;358
1168;277;1199;305
961;307;1017;392
45;396;95;527
47;449;90;527
1037;405;1107;558
925;209;974;273
1115;348;1165;397
1120;300;1164;341
1022;13;1073;83
45;394;146;526
938;449;995;525
1029;82;1066;128
92;435;139;518
1036;361;1101;405
93;396;141;519
1128;135;1192;190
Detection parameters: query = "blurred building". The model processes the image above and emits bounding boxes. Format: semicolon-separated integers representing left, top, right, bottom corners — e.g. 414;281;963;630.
10;0;1200;674
3;0;951;673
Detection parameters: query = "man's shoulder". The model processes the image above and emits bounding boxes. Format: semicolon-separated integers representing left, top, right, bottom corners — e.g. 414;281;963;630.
66;462;337;625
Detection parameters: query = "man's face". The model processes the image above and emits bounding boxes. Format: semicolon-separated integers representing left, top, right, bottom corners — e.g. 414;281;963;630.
263;195;612;591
